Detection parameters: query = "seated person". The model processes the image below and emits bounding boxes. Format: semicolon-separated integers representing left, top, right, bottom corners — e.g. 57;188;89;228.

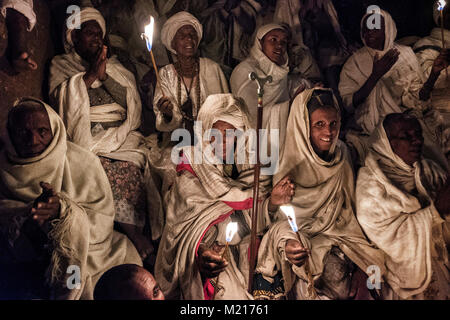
154;11;230;144
94;264;164;300
256;89;385;300
0;98;142;299
1;0;37;72
414;5;450;157
230;23;310;151
154;94;294;300
356;113;449;300
339;9;448;170
49;7;163;264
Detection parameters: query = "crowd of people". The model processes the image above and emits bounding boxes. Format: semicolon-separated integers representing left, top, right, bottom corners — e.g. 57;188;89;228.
0;0;449;300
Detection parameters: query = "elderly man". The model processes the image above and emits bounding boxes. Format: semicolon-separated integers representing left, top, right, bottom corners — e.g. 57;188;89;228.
0;98;142;299
356;113;449;300
155;94;294;300
49;7;163;265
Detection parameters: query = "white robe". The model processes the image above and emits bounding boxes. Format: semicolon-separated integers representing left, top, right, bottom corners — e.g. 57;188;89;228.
0;101;142;300
356;123;449;300
49;50;164;240
153;57;229;134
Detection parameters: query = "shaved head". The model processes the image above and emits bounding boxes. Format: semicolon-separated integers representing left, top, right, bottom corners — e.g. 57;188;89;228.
94;264;164;300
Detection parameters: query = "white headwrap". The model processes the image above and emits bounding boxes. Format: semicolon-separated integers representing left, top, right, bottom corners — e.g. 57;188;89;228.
161;11;203;54
255;23;290;64
360;9;397;57
65;7;106;53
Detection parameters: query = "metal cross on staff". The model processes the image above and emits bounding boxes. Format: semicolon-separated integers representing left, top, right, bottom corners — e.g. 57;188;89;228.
247;72;272;293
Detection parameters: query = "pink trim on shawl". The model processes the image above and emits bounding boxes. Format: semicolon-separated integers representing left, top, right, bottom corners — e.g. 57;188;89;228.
176;153;257;300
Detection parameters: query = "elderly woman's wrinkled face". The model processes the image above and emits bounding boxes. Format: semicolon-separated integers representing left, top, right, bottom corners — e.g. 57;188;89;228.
9;108;53;158
362;15;385;51
172;25;199;58
386;119;423;166
260;28;288;66
72;20;104;61
309;106;339;157
211;120;237;163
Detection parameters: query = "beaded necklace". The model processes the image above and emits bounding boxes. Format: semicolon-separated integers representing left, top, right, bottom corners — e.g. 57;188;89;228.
175;58;201;122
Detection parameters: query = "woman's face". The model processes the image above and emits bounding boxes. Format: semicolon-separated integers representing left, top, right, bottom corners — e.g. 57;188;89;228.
260;28;288;66
171;25;199;58
309;106;339;157
362;15;386;51
211;120;237;163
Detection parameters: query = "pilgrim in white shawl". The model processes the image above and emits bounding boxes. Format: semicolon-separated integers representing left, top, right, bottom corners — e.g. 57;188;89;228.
414;5;450;157
0;98;142;299
49;7;163;267
255;89;386;300
356;113;449;300
230;23;311;153
153;11;229;144
339;9;448;170
154;94;295;300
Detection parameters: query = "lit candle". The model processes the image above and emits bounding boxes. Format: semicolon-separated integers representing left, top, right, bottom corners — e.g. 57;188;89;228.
213;222;238;299
280;205;317;299
141;16;166;96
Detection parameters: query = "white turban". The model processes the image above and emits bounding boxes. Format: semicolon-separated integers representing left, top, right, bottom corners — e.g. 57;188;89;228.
256;23;286;42
360;9;397;56
65;7;106;52
161;11;203;54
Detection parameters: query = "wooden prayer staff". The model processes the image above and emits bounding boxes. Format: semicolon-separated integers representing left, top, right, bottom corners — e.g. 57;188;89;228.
247;72;272;293
438;0;449;80
213;222;238;300
142;16;166;97
280;205;317;299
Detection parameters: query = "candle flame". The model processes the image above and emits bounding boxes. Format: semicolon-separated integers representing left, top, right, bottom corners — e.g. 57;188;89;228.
438;0;446;11
280;205;298;233
141;16;154;52
225;222;238;242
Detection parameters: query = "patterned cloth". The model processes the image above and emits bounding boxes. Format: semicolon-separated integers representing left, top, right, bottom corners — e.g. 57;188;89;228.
100;157;146;227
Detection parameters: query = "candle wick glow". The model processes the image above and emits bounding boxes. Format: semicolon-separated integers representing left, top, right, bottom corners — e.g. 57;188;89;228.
438;0;446;11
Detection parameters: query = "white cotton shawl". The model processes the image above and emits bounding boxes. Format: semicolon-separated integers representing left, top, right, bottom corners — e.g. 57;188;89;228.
356;122;449;299
155;94;272;300
339;9;427;134
0;99;142;299
230;24;291;152
50;13;164;239
256;89;385;294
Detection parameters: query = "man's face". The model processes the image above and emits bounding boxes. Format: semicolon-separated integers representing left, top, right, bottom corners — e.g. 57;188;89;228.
362;15;386;51
386;119;424;166
309;106;339;156
211;120;237;163
171;25;199;58
73;20;104;61
260;29;288;66
9;109;53;158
